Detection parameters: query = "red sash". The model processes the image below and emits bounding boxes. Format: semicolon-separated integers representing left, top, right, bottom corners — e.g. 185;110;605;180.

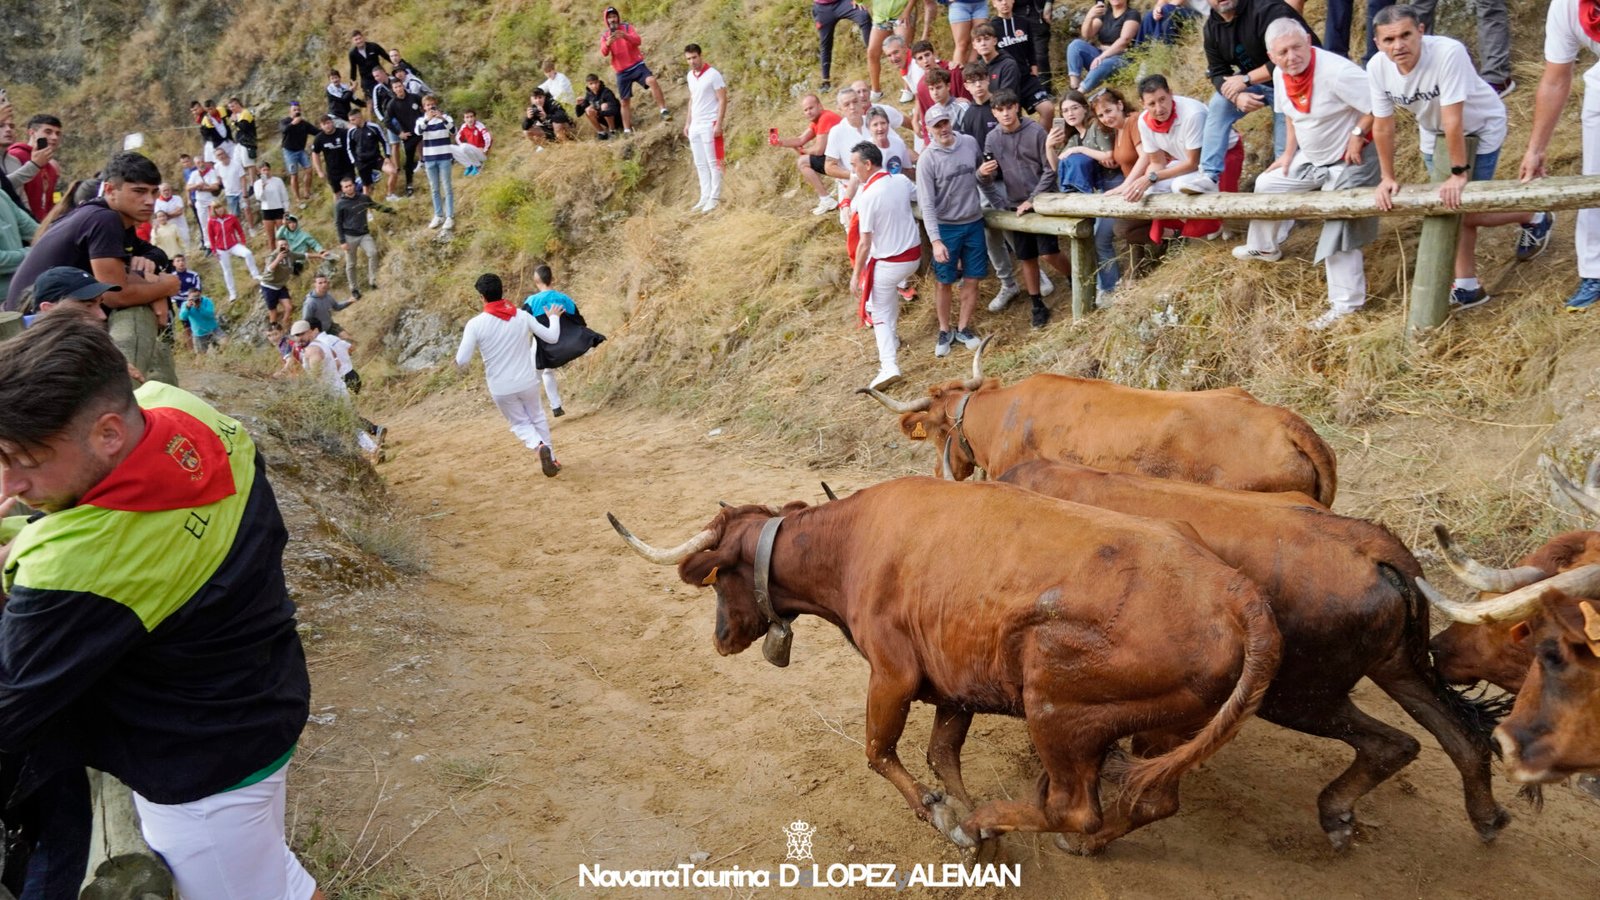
853;173;921;326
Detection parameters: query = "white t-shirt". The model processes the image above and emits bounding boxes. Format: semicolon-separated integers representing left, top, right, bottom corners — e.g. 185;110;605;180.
540;72;576;105
186;169;217;206
854;171;920;259
687;65;727;128
903;60;926;92
1273;48;1373;166
255;176;290;210
154;194;185;220
826;116;874;177
1138;95;1212;159
216;154;246;197
1546;0;1600;98
306;333;350;394
1368;34;1507;155
871;103;906;132
873;132;912;175
455;309;560;395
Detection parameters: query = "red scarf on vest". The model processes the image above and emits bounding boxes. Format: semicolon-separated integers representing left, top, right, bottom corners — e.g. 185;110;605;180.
1282;50;1316;114
483;300;517;320
79;407;236;512
1582;0;1600;42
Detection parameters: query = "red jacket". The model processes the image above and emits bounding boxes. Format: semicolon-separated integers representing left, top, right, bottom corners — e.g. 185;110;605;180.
6;144;59;220
457;121;491;151
599;23;645;72
207;214;247;252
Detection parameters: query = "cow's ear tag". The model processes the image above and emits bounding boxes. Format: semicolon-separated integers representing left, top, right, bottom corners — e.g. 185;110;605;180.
910;422;927;439
701;566;719;586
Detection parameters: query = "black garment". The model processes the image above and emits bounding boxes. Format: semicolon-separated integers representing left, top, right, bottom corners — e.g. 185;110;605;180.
1203;0;1315;88
348;40;391;94
0;765;89;900
575;85;623;131
1012;0;1053;83
992;15;1041;76
522;100;574;133
196;114;229;149
385;94;425;138
1096;7;1142;46
957;101;998;148
311;130;355;185
334;192;382;241
231;112;258;156
4;199;130;311
523;304;604;369
326;83;364;121
279;117;318;153
981;52;1024;100
370;82;397;126
346;122;388;169
812;0;872;81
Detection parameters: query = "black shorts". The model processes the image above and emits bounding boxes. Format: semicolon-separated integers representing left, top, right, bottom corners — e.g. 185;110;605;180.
327;170;354;193
260;284;290;310
1021;77;1053;114
262;207;285;224
808;154;827;175
1009;231;1060;261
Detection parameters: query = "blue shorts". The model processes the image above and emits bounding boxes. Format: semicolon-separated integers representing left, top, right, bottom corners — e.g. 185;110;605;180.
948;0;989;24
384;126;401;145
931;218;990;284
1422;146;1500;182
616;62;654;100
282;149;311;173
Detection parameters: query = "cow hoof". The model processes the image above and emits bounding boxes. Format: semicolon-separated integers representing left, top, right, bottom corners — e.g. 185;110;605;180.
1475;806;1512;843
920;789;945;807
1322;812;1355;852
946;824;978;850
1576;774;1600;803
930;798;974;847
1052;833;1106;857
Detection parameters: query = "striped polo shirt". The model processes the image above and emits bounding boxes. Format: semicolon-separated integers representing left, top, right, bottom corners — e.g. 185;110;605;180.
419;112;455;162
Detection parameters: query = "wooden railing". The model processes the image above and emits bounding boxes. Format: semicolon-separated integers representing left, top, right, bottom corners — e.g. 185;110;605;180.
943;171;1600;336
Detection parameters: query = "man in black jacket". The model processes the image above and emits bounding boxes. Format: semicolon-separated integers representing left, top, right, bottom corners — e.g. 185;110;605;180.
575;74;624;139
1184;0;1314;194
347;29;390;98
333;176;390;297
344;108;388;198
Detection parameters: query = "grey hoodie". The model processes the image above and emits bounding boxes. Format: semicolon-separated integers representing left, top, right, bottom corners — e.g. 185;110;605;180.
915;132;984;235
977;117;1056;210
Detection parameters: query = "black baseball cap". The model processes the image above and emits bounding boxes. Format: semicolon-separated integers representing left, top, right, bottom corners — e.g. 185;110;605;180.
32;267;122;304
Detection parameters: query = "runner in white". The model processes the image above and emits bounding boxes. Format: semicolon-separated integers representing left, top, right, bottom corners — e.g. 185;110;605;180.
1521;0;1600;311
683;43;728;213
454;273;566;477
847;140;921;391
1369;5;1551;311
1234;19;1381;331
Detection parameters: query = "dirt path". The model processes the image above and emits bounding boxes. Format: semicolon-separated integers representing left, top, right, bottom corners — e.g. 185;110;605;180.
294;388;1600;897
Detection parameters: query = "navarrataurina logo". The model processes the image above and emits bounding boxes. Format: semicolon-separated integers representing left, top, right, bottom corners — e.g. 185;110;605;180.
783;820;817;861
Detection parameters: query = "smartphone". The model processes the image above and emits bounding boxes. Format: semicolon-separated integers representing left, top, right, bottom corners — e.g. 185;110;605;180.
982;152;996;163
34;137;47;151
768;127;780;146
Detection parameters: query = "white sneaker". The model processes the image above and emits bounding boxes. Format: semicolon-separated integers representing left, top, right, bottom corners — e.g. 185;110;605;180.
898;89;914;103
870;370;903;391
870;90;884;102
1231;245;1282;262
1038;273;1056;297
701;198;719;213
988;283;1020;312
1095;288;1113;309
691;198;708;212
535;146;545;153
385;193;401;202
1177;174;1219;195
1306;308;1356;331
428;216;442;229
442;217;454;230
811;195;840;215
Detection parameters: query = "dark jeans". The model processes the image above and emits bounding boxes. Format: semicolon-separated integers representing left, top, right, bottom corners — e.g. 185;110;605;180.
813;1;871;81
1324;0;1394;63
1139;4;1199;45
0;768;92;900
400;135;422;189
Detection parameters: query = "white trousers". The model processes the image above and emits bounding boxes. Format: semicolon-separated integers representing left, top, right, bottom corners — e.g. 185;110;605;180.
1582;100;1600;279
688;125;723;203
1247;163;1366;312
539;368;562;410
492;384;554;452
134;765;318;900
195;202;213;250
215;244;261;299
866;256;920;379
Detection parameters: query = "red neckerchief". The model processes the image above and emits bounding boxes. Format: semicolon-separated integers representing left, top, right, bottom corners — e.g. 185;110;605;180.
483;300;517;320
1144;105;1177;134
78;407;235;512
1283;50;1316;114
853;171;920;326
1585;0;1600;43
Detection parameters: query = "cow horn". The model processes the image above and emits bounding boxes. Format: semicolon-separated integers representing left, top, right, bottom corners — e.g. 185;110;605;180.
820;482;839;502
607;513;717;565
855;386;933;414
1542;455;1600;519
1418;564;1600;625
1431;524;1548;593
962;336;992;391
1586;454;1600;495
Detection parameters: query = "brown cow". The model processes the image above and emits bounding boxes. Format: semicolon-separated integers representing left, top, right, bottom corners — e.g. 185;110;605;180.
858;341;1338;505
1427;456;1600;692
1418;568;1600;783
609;477;1280;852
993;460;1507;850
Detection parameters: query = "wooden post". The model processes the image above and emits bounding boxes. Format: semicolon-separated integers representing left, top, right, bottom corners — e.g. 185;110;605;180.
1408;137;1478;333
1069;223;1097;320
80;771;175;900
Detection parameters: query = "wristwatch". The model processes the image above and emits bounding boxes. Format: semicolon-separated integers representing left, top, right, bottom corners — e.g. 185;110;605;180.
1350;126;1364;137
1147;171;1159;184
1450;163;1470;176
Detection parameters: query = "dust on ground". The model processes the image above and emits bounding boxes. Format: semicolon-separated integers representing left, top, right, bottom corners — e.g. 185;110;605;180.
270;381;1600;899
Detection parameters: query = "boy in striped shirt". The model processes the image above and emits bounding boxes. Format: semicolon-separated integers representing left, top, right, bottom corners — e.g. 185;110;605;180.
418;95;455;230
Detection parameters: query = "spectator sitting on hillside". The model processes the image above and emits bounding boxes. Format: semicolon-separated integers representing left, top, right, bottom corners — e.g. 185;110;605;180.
1520;0;1600;310
456;272;564;475
302;273;356;337
773;92;843;215
990;0;1051;98
1046;89;1131;305
1089;89;1151;289
276;214;327;277
599;5;671;134
455;109;492;175
523;89;575;147
1118;74;1239;241
1142;0;1203;45
177;290;222;352
575;74;624;140
540;59;577;105
1369;4;1551;310
1067;0;1143;92
978;89;1070;329
972;23;1054;132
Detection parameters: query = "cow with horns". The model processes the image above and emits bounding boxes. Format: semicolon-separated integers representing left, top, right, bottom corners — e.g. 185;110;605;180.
988;460;1508;850
1419;456;1600;785
857;340;1338;505
608;478;1281;853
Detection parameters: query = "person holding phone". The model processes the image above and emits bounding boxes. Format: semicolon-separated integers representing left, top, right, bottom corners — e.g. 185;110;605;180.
4;114;63;220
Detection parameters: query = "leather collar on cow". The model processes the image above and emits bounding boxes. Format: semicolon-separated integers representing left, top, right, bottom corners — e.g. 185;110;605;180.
754;516;798;667
944;391;983;479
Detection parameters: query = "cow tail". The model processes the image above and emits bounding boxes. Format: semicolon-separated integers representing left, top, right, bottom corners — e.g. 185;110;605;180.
1122;587;1281;803
1286;416;1339;507
1380;562;1509;756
